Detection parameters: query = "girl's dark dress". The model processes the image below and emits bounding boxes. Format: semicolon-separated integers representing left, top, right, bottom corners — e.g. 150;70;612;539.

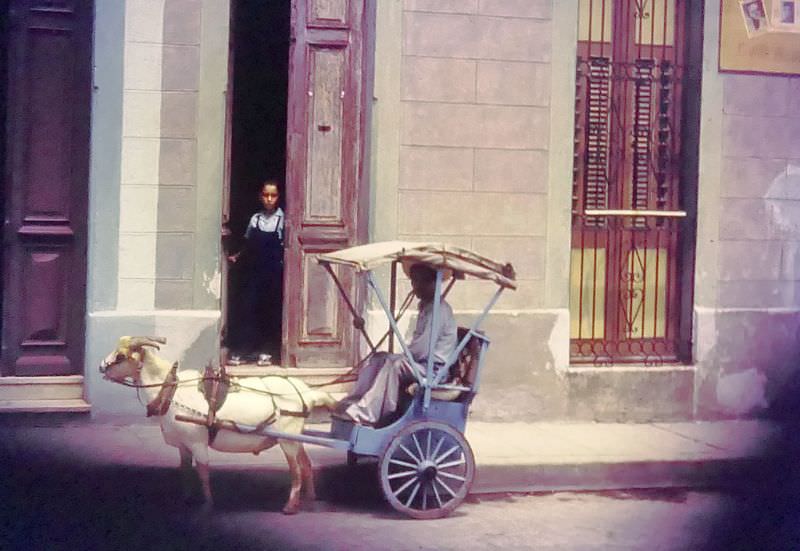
229;207;284;361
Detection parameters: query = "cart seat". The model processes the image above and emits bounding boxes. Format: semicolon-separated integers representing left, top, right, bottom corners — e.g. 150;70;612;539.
407;327;481;401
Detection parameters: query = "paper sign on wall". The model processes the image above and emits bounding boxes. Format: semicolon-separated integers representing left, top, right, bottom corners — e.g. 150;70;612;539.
721;0;800;74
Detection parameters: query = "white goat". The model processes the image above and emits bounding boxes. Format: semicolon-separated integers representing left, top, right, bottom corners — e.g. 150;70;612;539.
99;336;336;514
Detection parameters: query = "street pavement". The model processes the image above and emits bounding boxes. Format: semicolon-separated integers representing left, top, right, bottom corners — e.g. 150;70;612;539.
0;415;783;494
0;414;796;551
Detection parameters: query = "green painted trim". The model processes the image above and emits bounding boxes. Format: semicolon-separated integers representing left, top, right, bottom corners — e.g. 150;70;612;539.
695;0;723;309
545;0;578;310
192;0;230;309
87;0;125;311
369;0;402;243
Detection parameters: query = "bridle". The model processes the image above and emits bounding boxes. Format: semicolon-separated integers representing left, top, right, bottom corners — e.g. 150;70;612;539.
101;351;167;389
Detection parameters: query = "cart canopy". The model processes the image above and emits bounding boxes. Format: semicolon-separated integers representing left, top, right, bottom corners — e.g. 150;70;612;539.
316;241;516;289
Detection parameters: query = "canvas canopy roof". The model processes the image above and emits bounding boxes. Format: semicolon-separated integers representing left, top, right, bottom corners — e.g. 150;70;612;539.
316;241;517;289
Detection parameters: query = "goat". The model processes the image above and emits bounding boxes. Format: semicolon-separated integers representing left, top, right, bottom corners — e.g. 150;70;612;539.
99;336;336;514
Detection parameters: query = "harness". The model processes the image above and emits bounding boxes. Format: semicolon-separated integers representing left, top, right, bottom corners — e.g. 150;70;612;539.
197;366;308;444
106;352;313;444
146;362;179;417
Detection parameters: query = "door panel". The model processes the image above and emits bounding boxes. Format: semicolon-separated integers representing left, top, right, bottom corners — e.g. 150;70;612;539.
2;0;91;376
284;0;370;367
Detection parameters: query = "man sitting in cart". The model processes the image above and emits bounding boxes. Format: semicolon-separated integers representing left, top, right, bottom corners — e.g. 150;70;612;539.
336;263;457;425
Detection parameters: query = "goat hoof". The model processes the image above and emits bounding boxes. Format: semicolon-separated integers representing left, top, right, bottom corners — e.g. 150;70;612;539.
282;504;299;515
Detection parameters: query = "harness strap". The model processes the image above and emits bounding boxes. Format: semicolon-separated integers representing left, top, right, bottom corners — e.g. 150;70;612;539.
145;362;179;417
282;376;309;417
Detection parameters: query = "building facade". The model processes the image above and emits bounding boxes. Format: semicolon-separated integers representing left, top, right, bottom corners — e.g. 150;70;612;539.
2;0;799;422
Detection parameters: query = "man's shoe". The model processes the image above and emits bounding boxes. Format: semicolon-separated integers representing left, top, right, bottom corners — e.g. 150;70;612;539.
228;355;242;366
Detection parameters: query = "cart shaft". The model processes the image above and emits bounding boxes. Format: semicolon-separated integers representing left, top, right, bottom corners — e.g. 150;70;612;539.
174;413;351;450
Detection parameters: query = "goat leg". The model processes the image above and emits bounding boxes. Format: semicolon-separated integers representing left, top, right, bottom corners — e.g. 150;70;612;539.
195;461;214;511
280;441;302;515
298;446;316;501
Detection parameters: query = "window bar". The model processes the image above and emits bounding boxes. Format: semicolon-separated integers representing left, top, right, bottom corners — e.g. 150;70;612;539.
641;224;649;340
637;0;644;58
592;228;600;338
653;227;661;338
599;0;606;58
588;0;594;56
650;0;657;58
616;209;626;350
578;225;586;339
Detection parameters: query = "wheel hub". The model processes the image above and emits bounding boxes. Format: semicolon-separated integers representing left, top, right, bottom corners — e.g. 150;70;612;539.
418;460;437;482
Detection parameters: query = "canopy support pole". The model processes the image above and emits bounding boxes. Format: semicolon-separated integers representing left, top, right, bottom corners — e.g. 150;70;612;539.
432;285;505;387
423;269;444;410
366;272;418;369
321;261;376;352
389;261;397;353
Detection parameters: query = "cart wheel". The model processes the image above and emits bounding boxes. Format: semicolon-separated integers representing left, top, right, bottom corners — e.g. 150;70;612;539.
379;421;475;520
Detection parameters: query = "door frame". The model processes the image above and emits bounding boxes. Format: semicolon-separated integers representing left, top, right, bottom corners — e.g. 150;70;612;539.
569;0;700;365
221;0;375;369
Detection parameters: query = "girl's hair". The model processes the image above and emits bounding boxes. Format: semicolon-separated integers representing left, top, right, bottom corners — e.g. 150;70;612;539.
261;178;282;192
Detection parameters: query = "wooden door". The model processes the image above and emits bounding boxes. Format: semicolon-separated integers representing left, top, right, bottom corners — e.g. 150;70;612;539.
283;0;372;367
1;0;92;376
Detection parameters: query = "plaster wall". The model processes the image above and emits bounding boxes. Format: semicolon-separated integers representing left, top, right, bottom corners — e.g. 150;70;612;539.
86;0;228;417
694;0;800;419
369;0;576;420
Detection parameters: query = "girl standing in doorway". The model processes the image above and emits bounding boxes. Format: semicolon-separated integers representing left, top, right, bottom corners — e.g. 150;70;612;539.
227;179;285;366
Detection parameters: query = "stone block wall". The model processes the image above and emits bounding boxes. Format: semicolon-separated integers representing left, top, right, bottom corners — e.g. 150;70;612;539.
118;0;221;311
696;68;800;418
398;0;554;313
364;0;577;420
86;0;227;417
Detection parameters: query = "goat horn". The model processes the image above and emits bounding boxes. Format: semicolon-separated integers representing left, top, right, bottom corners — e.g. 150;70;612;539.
128;336;167;349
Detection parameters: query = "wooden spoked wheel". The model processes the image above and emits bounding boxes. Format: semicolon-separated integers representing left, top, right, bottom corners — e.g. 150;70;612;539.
379;421;475;519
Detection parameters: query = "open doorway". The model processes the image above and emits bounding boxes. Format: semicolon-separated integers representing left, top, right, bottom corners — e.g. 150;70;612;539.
223;0;290;366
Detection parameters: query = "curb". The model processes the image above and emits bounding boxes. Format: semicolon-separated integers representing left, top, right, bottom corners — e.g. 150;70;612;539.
471;456;769;494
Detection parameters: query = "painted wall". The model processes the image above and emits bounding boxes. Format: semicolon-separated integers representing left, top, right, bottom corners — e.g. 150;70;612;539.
85;0;800;422
86;0;228;417
370;0;577;420
695;0;800;419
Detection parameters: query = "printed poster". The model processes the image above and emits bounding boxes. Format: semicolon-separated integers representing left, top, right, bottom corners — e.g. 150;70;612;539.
720;0;800;74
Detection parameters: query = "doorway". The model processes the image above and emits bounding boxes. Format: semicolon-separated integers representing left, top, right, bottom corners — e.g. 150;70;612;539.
223;0;291;365
222;0;373;369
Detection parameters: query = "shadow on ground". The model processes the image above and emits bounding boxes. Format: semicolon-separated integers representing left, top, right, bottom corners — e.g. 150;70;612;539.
0;443;389;551
697;375;800;551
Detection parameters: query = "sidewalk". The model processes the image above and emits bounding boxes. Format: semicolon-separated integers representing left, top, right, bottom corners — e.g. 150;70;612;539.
0;417;783;494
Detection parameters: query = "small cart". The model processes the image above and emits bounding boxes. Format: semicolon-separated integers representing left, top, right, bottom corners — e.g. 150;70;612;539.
197;242;515;519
